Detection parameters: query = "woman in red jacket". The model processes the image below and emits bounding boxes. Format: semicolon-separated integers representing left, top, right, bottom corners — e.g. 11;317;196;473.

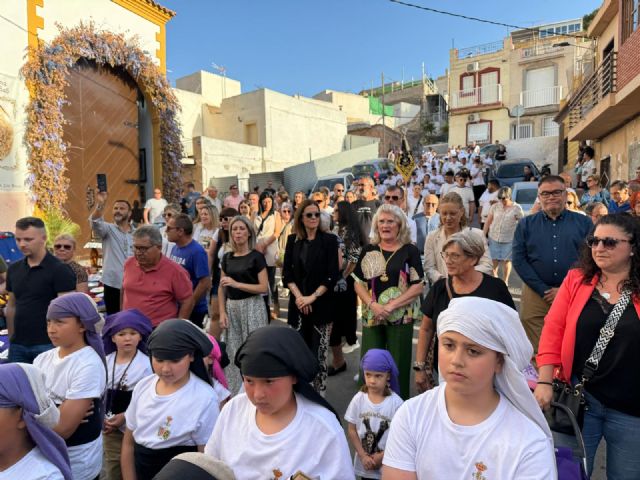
535;213;640;479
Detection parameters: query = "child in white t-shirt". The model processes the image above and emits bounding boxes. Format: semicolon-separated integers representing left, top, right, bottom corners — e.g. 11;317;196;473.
34;293;108;480
121;319;219;479
204;334;231;410
101;309;153;480
382;297;556;480
345;349;403;480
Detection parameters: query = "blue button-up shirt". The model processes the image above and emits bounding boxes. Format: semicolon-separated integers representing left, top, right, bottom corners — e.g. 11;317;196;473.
512;210;593;297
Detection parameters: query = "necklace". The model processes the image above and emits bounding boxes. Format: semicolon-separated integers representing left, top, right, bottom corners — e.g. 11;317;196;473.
379;245;401;282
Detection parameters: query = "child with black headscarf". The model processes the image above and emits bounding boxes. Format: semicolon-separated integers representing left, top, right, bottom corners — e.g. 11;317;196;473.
204;325;355;479
121;319;219;479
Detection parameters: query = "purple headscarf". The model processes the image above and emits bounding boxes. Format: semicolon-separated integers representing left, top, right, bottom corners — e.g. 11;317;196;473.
47;293;106;365
0;363;72;480
102;309;153;356
361;349;400;395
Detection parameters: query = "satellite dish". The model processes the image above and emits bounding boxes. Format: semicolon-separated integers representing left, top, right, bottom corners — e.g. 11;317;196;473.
510;105;525;117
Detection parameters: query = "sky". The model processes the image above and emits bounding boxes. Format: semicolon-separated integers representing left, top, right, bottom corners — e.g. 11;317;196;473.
161;0;602;98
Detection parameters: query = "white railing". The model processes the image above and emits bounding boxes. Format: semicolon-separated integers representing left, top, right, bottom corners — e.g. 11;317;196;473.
520;43;564;59
457;40;504;59
521;85;563;108
451;84;502;109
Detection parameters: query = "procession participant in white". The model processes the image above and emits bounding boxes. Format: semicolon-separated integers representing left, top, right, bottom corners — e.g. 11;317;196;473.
382;297;556;480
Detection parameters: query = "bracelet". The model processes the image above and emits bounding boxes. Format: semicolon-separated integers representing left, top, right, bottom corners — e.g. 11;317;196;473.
537;381;553;386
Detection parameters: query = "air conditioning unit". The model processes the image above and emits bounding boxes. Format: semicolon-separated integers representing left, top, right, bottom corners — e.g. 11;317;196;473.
468;113;481;122
466;62;480;72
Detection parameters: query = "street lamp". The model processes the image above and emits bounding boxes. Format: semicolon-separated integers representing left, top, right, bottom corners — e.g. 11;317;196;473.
553;41;595;51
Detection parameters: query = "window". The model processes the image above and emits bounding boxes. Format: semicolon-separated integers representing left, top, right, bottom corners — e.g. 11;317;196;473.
623;0;640;41
511;123;532;139
467;121;491;144
543;117;559;136
461;74;475;92
524;66;556;107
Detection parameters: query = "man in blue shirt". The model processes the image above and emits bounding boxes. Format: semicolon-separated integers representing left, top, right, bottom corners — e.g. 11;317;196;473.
513;176;593;355
167;213;211;328
608;180;631;213
182;182;201;219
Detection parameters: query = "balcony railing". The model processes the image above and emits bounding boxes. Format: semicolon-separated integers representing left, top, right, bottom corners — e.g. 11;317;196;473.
457;40;504;59
568;52;617;129
519;43;564;59
521;85;563;108
451;84;502;109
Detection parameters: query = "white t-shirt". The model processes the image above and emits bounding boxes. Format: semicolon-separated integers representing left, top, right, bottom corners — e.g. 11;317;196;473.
213;380;231;406
479;190;499;223
440;182;455;196
450;186;475;218
34;346;106;480
144;197;168;223
0;447;64;480
193;224;217;251
344;392;403;479
383;386;556;479
125;373;219;448
581;158;595;183
470;165;485;186
205;393;355;480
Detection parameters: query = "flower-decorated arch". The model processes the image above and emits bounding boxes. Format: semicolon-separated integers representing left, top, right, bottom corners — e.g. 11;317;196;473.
21;22;183;210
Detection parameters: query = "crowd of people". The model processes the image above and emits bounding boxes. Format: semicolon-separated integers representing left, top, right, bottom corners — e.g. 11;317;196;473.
0;142;639;479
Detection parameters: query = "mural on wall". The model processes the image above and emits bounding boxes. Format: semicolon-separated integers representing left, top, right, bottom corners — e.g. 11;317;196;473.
21;22;183;211
0;72;23;172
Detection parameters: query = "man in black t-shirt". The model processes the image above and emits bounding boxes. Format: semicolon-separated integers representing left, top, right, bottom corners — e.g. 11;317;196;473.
351;176;380;246
6;217;76;363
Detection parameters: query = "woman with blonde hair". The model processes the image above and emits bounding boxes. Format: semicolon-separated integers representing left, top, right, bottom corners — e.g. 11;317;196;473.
580;174;610;207
193;203;219;252
566;190;585;214
52;233;88;293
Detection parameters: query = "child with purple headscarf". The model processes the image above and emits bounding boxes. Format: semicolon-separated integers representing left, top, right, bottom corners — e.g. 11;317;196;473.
34;292;107;480
344;349;403;480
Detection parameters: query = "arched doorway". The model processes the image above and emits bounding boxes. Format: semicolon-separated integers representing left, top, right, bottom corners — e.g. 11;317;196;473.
62;59;147;249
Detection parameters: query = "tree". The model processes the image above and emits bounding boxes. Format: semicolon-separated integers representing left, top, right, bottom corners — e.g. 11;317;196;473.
583;8;599;32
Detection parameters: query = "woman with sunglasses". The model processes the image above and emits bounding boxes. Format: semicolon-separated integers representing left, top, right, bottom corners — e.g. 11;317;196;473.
282;199;339;395
566;190;586;215
254;192;283;320
536;214;640;479
53;234;89;293
159;204;181;256
580;174;610;207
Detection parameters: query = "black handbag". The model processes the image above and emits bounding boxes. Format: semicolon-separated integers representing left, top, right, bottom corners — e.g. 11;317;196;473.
545;288;631;435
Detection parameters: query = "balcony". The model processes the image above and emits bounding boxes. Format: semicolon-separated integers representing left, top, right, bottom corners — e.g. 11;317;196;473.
520;85;563;108
456;40;504;59
450;84;503;110
519;43;564;60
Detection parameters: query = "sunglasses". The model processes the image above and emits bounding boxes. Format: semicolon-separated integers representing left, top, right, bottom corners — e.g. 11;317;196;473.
162;212;174;218
221;216;231;221
53;244;72;250
384;195;400;201
335;189;344;192
585;235;631;249
304;212;321;219
281;209;291;213
566;201;574;206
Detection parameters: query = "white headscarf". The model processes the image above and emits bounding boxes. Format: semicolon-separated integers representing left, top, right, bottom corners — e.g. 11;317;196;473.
437;297;552;440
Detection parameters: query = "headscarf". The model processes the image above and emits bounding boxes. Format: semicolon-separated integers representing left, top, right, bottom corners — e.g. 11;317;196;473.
437;297;552;439
206;334;228;389
147;319;214;386
154;452;235;480
102;309;153;356
361;349;400;395
0;363;72;480
235;325;339;419
47;293;106;366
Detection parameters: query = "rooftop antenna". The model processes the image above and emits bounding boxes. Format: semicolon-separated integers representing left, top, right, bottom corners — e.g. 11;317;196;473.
212;62;227;98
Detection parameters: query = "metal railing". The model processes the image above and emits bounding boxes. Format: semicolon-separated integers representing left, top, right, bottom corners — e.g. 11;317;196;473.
521;85;563;108
451;84;503;109
519;43;564;59
568;52;617;128
457;40;504;59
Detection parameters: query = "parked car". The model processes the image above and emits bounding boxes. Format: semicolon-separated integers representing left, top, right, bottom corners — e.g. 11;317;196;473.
310;172;354;194
489;158;541;188
511;181;539;215
352;158;392;182
480;143;501;159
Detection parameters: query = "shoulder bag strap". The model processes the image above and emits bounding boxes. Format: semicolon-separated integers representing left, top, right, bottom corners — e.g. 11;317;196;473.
413;195;423;216
445;276;453;300
582;288;632;382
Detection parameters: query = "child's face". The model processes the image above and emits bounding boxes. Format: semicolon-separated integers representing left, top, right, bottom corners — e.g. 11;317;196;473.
364;370;390;394
243;375;296;416
438;331;502;397
152;354;193;386
111;328;142;355
47;316;85;349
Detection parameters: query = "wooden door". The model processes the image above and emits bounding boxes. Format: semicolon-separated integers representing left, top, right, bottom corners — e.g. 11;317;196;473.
62;59;140;253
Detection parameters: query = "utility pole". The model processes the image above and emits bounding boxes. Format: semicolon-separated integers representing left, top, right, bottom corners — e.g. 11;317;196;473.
381;72;385;156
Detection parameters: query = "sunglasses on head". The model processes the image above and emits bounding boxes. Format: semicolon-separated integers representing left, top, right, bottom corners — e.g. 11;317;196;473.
586;235;631;249
53;244;72;250
384;195;400;201
304;212;321;219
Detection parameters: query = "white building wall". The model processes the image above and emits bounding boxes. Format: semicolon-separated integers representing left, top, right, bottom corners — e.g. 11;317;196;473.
175;70;242;108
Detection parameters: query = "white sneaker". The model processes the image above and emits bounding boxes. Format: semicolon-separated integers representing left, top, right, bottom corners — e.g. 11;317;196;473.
342;340;360;354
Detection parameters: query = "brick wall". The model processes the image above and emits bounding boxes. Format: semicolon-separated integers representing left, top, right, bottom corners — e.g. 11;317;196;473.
618;28;640;90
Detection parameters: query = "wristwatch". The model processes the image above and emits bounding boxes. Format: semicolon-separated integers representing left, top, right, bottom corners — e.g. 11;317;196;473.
412;361;427;372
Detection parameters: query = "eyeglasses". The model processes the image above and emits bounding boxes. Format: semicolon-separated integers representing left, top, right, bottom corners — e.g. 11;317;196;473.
425;203;437;207
53;244;72;250
440;251;465;261
281;209;291;213
335;189;344;192
566;201;574;206
304;212;321;219
586;235;631;249
162;212;174;218
221;216;231;221
384;195;400;201
133;245;156;253
539;189;565;198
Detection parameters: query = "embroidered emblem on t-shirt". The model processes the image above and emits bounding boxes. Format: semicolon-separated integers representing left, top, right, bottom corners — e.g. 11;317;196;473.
472;461;488;480
271;468;283;479
157;416;173;440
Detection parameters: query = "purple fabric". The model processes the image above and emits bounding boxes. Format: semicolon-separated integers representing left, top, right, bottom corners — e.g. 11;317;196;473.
47;293;105;363
360;348;400;395
102;309;153;355
555;446;588;480
0;364;72;480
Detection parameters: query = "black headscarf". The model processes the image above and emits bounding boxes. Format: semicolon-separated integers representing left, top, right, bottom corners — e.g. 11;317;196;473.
147;319;213;386
235;325;339;419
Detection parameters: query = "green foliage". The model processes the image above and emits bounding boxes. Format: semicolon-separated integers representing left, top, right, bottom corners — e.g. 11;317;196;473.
33;207;81;248
583;8;599;32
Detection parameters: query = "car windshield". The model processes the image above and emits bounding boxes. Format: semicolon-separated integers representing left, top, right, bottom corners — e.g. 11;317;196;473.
498;164;530;178
515;188;538;204
315;179;342;190
353;165;375;177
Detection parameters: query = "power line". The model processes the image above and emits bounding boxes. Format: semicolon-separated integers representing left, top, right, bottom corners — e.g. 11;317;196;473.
387;0;588;39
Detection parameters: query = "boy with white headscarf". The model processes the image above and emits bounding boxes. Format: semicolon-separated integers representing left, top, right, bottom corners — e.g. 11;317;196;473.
382;297;556;479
